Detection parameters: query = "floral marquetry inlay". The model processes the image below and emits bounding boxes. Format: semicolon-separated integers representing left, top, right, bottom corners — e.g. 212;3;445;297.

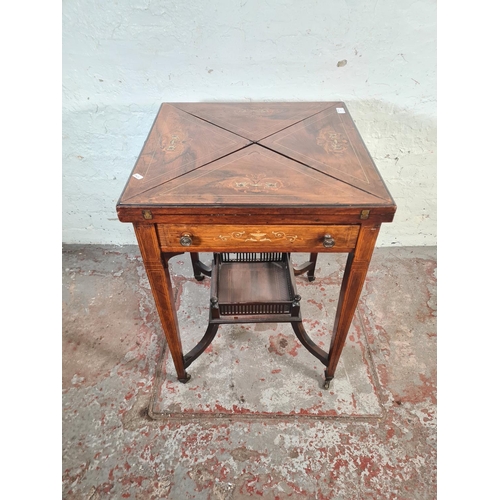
160;130;185;153
233;107;274;115
217;230;300;243
316;127;348;155
220;173;284;193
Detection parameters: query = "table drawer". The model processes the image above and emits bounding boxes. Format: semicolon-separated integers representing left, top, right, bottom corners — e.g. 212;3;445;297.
157;224;360;252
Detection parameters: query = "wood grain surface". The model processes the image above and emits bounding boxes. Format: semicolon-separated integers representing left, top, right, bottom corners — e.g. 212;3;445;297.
120;104;250;202
260;105;392;201
122;144;388;207
173;101;335;142
157;223;360;253
117;102;397;385
325;225;381;381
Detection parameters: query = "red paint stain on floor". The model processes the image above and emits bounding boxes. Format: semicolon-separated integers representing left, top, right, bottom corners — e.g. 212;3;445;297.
402;370;437;405
307;298;324;310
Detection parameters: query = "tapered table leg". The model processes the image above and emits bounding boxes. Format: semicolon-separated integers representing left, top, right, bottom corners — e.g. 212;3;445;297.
324;225;380;389
134;223;190;383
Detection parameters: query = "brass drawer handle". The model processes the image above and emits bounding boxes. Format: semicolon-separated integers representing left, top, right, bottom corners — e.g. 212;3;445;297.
180;233;193;247
323;234;335;248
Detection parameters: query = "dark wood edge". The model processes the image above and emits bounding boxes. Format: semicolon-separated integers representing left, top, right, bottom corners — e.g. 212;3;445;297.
286;253;300;297
293;260;316;276
211;253;220;300
116;105;164;206
341;104;397;207
209;315;302;325
183;323;219;369
217;299;295;307
291;322;328;366
117;205;396;224
116;101;398;212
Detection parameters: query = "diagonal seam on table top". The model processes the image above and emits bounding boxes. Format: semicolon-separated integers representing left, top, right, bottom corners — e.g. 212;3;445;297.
118;141;254;205
168;104;390;203
120;142;390;206
128;145;385;202
257;143;391;203
119;105;252;203
260;106;394;203
119;103;393;207
170;102;337;143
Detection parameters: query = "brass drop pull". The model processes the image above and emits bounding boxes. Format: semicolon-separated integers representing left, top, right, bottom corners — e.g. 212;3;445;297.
180;233;193;247
323;234;335;248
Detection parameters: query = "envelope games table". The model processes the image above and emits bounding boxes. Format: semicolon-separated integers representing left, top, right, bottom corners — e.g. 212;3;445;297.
116;102;396;389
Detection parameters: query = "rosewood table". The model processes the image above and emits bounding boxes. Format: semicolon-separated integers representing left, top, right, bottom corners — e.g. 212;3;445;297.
116;102;396;389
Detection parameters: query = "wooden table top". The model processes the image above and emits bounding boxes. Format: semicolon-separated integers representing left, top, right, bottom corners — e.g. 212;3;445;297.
117;102;396;222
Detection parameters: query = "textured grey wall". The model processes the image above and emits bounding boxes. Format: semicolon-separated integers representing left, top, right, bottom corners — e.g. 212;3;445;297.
62;0;436;246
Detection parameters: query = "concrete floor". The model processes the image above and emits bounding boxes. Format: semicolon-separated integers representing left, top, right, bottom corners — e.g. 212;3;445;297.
62;245;437;499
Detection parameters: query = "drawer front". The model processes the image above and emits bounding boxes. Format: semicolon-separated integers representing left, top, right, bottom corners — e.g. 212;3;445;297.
157;224;359;252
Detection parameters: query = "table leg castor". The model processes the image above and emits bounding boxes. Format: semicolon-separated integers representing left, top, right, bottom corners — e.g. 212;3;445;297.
178;373;191;384
324;371;333;390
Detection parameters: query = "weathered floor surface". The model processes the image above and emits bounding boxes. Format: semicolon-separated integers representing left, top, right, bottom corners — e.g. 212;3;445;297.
62;246;437;499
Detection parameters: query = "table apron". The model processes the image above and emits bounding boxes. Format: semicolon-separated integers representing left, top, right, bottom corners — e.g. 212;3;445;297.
157;223;360;253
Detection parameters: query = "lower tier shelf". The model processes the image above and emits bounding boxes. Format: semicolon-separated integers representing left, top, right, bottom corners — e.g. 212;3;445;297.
211;252;301;322
182;252;330;387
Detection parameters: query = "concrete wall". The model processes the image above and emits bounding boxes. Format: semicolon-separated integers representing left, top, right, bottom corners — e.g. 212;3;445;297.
62;0;436;246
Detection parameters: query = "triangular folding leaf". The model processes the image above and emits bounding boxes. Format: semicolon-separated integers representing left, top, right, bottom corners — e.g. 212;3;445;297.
260;105;392;201
124;144;386;206
172;102;335;142
120;104;250;202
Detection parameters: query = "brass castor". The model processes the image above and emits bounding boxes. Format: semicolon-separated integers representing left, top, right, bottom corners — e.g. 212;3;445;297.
323;372;333;390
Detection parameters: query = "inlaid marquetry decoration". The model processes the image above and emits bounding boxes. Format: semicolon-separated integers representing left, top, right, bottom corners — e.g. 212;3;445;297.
220;173;284;193
124;144;387;206
316;127;349;155
217;230;300;243
271;231;299;243
162;133;183;152
233;107;275;116
117;102;396;212
155;223;362;253
119;104;250;203
260;106;391;200
116;101;397;392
